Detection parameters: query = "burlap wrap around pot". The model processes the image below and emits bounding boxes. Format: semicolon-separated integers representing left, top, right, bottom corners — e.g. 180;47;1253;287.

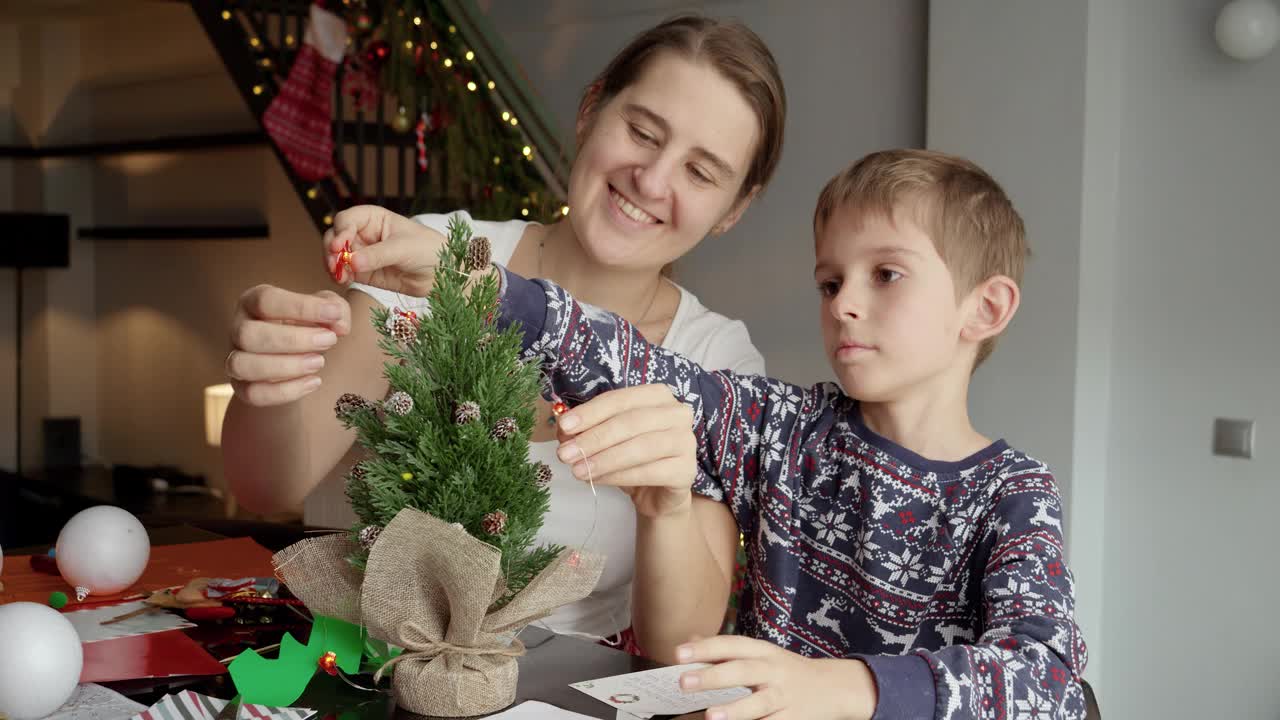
272;507;604;716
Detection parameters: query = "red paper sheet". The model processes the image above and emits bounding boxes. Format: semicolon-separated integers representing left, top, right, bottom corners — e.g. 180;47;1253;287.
80;629;227;682
0;537;277;606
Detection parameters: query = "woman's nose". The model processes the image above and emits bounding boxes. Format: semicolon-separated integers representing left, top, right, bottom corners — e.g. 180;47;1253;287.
632;154;676;201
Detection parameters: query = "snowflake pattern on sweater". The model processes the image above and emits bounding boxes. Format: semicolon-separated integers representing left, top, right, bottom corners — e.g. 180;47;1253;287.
496;268;1089;720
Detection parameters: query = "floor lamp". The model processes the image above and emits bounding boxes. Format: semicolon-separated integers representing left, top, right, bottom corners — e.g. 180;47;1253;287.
204;382;236;517
0;212;71;474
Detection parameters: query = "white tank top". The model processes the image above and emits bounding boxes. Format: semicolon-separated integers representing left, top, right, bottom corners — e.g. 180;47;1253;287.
305;209;765;637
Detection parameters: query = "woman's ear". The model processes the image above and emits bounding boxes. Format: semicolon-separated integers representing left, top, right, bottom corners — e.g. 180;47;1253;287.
575;81;604;146
712;185;761;235
960;275;1020;343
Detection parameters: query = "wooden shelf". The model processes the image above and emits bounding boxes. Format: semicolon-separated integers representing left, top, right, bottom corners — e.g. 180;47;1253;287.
78;224;269;240
0;131;266;159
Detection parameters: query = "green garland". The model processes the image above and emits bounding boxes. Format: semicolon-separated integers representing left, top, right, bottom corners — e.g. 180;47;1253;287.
346;1;564;222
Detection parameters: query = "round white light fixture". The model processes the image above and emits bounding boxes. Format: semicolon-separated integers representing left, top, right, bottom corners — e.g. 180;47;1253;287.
1215;0;1279;61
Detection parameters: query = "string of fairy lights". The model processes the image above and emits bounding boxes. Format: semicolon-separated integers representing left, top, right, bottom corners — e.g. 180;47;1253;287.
222;1;570;225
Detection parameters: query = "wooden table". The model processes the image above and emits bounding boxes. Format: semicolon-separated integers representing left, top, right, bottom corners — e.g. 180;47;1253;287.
6;520;677;719
258;625;670;719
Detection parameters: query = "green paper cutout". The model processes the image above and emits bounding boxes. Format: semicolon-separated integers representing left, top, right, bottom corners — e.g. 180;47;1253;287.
360;637;404;675
316;615;365;674
227;614;367;705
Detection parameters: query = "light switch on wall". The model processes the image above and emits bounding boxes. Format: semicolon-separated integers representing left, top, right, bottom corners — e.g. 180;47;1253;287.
1213;418;1255;459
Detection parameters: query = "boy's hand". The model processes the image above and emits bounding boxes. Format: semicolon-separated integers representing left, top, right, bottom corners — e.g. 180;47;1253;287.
675;636;877;720
324;205;448;296
554;384;697;519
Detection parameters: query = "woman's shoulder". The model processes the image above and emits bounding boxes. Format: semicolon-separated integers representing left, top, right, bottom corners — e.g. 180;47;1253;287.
663;284;766;375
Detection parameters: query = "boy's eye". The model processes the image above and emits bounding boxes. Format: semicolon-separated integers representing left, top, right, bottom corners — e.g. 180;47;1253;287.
816;279;841;297
874;268;903;284
629;124;657;146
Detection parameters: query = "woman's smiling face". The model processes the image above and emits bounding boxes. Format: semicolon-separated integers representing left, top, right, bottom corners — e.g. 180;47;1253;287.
566;51;761;271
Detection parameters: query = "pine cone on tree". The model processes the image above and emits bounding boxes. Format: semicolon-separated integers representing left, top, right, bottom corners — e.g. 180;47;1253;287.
533;462;553;490
490;417;518;440
481;510;507;535
345;462;368;492
384;391;414;416
358;525;383;550
465;236;492;272
390;315;417;345
335;392;373;420
454;400;481;424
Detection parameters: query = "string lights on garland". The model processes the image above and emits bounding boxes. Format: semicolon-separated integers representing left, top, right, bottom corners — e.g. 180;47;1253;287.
220;0;565;222
336;0;564;221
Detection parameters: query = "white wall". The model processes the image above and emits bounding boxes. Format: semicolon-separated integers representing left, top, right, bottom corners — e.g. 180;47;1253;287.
0;22;20;471
930;0;1280;717
0;18;95;474
40;19;100;472
0;4;325;502
926;0;1105;686
1104;2;1280;718
479;0;927;385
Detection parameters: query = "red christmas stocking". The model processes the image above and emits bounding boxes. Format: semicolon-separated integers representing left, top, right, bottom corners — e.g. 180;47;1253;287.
262;2;346;181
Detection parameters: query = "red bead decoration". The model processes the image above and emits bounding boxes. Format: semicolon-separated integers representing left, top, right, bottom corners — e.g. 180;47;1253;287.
394;307;419;326
318;651;338;676
334;240;354;282
552;401;568;417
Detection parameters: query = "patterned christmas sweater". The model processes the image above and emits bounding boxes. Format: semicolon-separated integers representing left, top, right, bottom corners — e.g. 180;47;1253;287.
495;268;1089;720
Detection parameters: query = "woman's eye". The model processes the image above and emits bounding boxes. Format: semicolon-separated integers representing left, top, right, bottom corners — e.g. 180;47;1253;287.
689;164;714;184
816;280;840;297
629;124;657;146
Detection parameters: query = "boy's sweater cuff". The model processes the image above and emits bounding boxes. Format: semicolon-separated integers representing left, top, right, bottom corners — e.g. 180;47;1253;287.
494;264;548;352
856;653;936;720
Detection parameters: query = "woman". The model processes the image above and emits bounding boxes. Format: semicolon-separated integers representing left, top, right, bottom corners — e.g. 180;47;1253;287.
222;14;785;646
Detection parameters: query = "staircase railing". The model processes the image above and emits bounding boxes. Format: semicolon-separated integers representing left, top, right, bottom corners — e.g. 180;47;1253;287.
190;0;569;232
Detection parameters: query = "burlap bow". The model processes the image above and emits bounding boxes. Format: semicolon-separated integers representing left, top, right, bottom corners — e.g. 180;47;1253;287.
371;624;525;683
273;507;604;716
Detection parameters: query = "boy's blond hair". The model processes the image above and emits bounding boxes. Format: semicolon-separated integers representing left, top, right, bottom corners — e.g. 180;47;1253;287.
813;149;1028;368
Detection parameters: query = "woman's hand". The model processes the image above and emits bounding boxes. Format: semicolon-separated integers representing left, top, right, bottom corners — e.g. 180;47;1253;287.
226;285;350;406
324;205;447;297
554;385;698;518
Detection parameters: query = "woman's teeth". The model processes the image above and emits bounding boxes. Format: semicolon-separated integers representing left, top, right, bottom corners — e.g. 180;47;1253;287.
610;188;658;224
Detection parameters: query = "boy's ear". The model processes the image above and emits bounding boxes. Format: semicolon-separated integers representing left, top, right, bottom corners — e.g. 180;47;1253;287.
711;185;761;235
961;275;1020;343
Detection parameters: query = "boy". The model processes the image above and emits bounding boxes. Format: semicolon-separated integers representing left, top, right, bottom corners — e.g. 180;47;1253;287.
341;149;1089;718
508;148;1087;719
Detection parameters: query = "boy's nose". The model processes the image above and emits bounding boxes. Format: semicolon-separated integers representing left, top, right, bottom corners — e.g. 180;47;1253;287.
830;288;863;320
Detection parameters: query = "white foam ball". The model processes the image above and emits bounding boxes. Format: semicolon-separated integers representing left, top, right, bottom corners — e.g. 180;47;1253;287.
56;505;151;599
0;602;83;719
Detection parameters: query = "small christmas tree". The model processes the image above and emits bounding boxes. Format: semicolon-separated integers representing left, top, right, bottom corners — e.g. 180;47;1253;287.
334;216;559;604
